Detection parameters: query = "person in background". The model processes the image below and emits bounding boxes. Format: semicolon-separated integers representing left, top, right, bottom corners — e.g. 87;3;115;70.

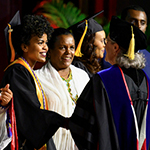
121;5;147;33
68;16;150;150
0;84;13;150
121;5;150;79
35;28;89;150
103;5;150;77
69;11;106;78
1;13;68;150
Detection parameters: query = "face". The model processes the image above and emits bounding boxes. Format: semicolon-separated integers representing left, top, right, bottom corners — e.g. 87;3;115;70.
125;9;147;33
49;34;75;71
94;30;106;59
22;33;48;68
105;35;119;65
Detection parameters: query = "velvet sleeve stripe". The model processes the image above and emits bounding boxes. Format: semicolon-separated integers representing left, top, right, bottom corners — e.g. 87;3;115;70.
74;106;95;124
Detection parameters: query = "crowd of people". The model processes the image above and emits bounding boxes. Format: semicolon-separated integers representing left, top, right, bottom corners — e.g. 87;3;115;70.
0;4;150;150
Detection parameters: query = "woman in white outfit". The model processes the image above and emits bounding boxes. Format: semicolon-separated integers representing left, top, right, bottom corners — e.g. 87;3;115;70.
35;28;89;150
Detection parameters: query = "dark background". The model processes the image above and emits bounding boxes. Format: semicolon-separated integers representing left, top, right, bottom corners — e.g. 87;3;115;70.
0;0;150;82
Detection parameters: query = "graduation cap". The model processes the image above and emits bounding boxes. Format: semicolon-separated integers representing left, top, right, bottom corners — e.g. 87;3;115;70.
68;10;104;57
109;16;147;60
4;11;21;63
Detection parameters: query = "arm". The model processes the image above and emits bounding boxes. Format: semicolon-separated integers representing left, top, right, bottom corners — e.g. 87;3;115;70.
0;84;12;149
0;84;12;114
0;84;12;106
1;64;66;149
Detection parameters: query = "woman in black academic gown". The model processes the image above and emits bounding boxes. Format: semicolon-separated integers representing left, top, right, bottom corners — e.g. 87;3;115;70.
1;14;67;150
70;14;106;78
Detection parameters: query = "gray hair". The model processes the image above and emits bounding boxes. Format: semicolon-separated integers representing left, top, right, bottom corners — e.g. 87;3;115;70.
116;50;146;69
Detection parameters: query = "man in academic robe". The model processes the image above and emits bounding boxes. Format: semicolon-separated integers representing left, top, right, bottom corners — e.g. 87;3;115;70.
68;16;150;150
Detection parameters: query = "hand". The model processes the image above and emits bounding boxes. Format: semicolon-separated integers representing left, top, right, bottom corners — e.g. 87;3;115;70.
0;84;13;106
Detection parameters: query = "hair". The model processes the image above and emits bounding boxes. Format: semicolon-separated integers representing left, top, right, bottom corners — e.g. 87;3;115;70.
48;28;74;50
116;49;146;69
121;5;147;20
12;15;53;56
77;33;101;74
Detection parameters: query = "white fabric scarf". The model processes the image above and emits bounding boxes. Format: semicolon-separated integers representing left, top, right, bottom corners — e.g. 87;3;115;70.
35;62;89;150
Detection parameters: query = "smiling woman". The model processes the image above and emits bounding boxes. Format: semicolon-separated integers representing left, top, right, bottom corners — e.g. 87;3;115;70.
48;34;75;74
0;15;69;150
35;28;90;150
71;18;106;77
22;33;48;68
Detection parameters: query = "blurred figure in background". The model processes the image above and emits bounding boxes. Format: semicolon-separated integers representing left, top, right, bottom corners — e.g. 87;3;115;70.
103;5;150;75
121;5;150;79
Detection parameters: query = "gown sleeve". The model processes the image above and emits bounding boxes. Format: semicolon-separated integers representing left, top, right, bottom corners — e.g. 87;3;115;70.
0;64;66;149
69;74;120;150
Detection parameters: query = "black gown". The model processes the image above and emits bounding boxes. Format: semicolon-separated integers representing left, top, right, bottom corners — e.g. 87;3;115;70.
69;65;150;150
0;63;66;150
72;58;93;78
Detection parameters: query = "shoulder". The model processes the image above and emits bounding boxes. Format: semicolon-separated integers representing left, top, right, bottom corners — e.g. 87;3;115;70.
72;59;87;70
72;59;93;77
1;63;34;88
70;65;90;82
70;64;88;75
138;49;150;57
5;63;30;75
35;63;52;82
35;63;48;76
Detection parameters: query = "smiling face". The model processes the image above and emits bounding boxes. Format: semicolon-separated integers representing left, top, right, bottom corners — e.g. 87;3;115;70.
49;34;75;71
22;33;48;68
125;9;147;33
94;30;106;59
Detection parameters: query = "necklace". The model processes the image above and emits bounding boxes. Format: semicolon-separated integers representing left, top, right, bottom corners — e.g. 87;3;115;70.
60;70;70;79
61;70;78;104
21;57;46;109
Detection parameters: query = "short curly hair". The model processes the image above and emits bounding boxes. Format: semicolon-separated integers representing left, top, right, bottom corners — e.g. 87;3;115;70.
121;5;147;21
12;15;53;56
48;28;73;50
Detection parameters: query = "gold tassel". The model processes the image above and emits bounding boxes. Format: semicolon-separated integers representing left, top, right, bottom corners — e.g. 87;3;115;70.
124;26;135;60
75;20;88;57
8;24;15;62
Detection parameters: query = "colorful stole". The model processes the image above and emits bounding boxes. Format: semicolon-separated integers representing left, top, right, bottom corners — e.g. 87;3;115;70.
98;65;150;150
6;57;48;149
10;98;18;150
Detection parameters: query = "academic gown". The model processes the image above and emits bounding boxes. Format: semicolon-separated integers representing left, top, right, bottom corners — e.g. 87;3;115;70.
0;63;67;150
101;50;112;69
69;65;150;150
72;57;93;78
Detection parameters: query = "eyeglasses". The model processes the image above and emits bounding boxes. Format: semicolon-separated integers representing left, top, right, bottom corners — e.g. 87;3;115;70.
104;38;107;45
105;37;116;44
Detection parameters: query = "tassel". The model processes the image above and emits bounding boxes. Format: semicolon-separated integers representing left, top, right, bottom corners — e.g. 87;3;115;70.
75;20;88;57
8;24;15;62
124;26;135;60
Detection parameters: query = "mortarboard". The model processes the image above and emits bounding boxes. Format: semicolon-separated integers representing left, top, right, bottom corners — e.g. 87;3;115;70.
4;11;21;63
109;16;147;60
68;10;104;57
